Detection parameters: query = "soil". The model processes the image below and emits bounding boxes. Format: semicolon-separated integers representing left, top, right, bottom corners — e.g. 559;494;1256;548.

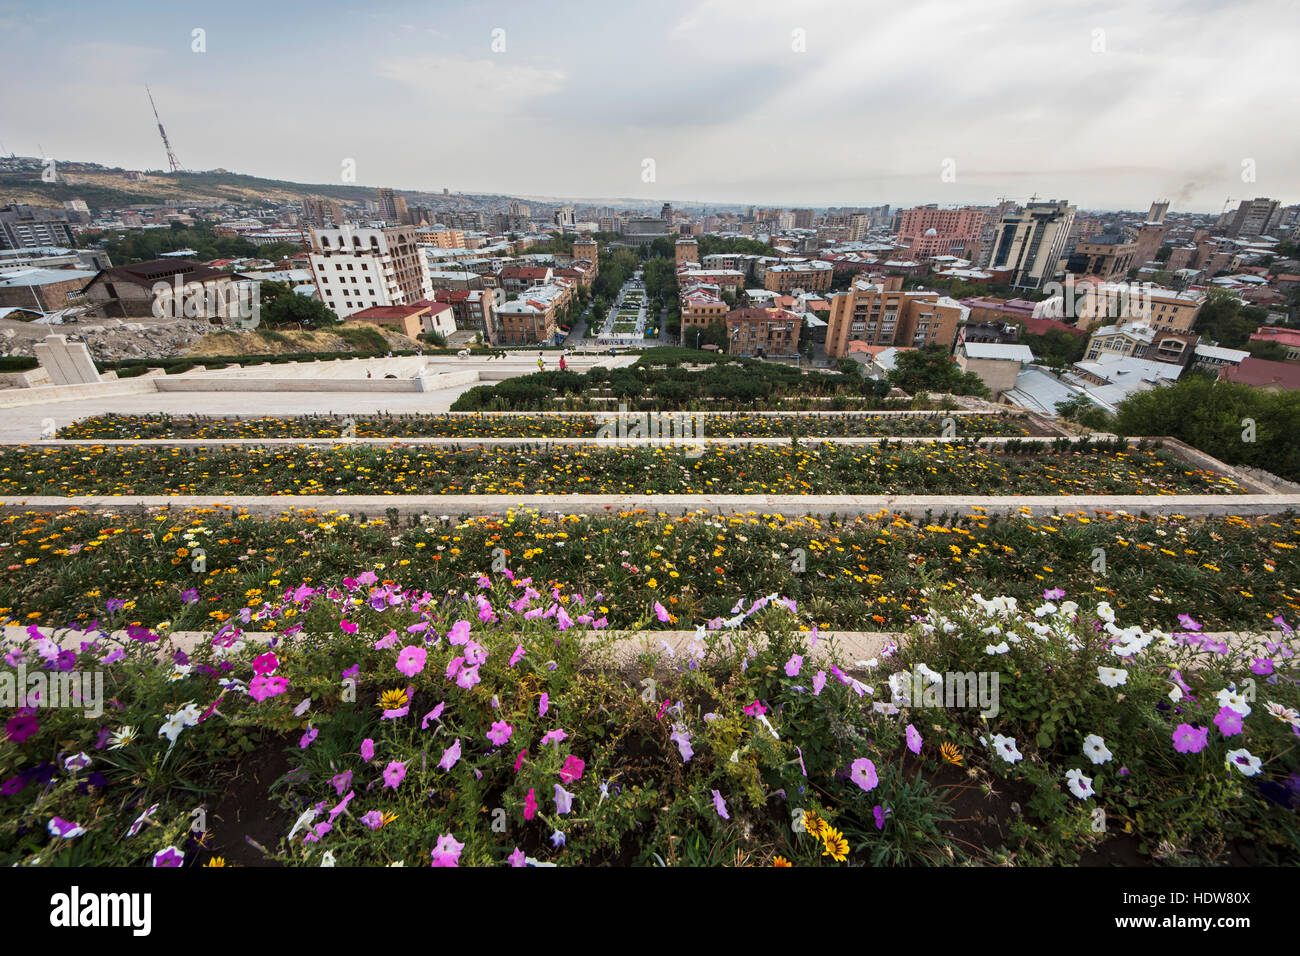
204;735;296;866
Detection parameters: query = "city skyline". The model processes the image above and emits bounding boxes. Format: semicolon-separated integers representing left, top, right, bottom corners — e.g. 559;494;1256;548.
1;0;1296;213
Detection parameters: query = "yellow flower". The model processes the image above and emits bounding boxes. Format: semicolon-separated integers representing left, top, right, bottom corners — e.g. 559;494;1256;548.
771;856;793;867
941;741;963;765
203;857;227;867
802;810;826;839
379;688;409;710
821;827;849;862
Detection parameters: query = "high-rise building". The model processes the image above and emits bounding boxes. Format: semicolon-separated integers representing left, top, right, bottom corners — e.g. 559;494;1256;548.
553;206;576;228
376;189;410;225
0;204;76;249
987;200;1076;290
1225;197;1282;238
302;197;344;228
309;225;432;319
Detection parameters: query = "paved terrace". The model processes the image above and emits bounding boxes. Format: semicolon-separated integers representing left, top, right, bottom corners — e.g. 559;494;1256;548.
0;354;638;439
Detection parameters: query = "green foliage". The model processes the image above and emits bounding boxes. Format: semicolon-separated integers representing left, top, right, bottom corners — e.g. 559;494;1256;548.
1020;325;1087;368
1113;375;1300;481
80;221;304;267
887;344;992;397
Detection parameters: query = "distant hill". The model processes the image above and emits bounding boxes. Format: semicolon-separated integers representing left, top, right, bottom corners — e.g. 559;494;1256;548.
0;162;388;210
0;160;514;212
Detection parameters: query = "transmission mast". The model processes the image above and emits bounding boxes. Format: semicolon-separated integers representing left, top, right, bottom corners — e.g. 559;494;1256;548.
146;86;183;173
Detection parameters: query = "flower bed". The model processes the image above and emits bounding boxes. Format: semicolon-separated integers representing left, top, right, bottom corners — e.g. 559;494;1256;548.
53;412;1035;440
3;573;1295;866
2;507;1295;634
0;441;1244;497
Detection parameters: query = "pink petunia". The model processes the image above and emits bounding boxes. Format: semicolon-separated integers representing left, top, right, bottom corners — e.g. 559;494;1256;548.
487;721;513;747
299;728;319;749
383;760;407;789
396;646;427;677
813;671;827;696
509;644;526;667
559;755;585;783
711;789;729;820
509;847;527;867
515;749;528;773
850;757;879;792
905;724;923;755
1213;707;1244;737
540;729;568;747
331;770;353;796
448;620;471;645
251;652;279;675
361;738;375;761
1172;723;1209;754
524;787;538;820
248;673;288;703
785;654;803;678
430;833;464;867
743;700;767;717
421;702;445;730
438;738;462;771
539;692;549;717
654;602;671;623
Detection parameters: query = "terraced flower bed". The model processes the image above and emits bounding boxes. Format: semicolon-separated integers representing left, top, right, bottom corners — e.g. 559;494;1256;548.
3;507;1294;633
0;440;1243;497
53;412;1037;440
3;571;1296;867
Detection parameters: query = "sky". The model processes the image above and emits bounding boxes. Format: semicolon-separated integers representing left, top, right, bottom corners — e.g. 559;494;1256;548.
1;0;1296;213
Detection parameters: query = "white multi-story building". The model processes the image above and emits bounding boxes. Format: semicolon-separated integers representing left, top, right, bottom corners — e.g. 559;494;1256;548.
308;225;433;319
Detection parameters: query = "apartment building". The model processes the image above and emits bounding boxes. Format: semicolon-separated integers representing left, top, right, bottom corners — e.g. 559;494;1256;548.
495;282;573;345
1068;235;1137;280
725;307;801;358
895;205;985;260
824;276;967;358
434;288;498;341
763;259;833;292
416;227;467;249
680;289;728;331
1224;198;1282;238
309;225;433;319
675;238;699;267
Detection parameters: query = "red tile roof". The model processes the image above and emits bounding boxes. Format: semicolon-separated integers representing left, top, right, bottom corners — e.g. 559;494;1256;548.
1220;356;1300;390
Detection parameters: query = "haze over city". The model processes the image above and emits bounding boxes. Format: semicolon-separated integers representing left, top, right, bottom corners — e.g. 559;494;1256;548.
2;0;1297;211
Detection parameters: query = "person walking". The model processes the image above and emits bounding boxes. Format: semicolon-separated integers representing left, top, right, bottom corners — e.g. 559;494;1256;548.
559;353;567;373
537;351;545;372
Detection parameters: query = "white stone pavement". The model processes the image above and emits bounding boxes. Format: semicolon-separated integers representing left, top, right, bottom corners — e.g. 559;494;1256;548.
3;493;1298;517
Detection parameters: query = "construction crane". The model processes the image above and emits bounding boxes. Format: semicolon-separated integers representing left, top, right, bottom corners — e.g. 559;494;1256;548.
146;86;183;173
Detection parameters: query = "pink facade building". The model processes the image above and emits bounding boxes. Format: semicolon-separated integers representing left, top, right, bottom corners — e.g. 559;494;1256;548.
896;205;986;260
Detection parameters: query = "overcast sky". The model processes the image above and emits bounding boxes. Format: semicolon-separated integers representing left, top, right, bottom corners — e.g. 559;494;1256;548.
2;0;1295;212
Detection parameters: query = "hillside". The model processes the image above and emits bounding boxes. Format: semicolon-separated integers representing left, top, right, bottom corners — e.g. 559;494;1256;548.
0;161;513;213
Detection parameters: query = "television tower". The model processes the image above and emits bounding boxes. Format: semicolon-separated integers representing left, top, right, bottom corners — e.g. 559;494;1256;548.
146;86;183;173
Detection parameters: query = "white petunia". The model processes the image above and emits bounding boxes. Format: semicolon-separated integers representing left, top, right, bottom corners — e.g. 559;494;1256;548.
1216;688;1252;718
991;734;1022;764
1225;748;1262;777
1082;734;1112;765
1097;666;1128;688
1065;768;1095;799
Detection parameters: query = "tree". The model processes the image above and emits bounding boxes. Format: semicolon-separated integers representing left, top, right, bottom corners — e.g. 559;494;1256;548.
1113;376;1300;482
886;344;991;397
261;291;338;329
1054;393;1111;430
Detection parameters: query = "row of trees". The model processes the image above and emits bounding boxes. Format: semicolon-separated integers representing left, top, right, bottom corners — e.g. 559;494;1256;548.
80;221;304;266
